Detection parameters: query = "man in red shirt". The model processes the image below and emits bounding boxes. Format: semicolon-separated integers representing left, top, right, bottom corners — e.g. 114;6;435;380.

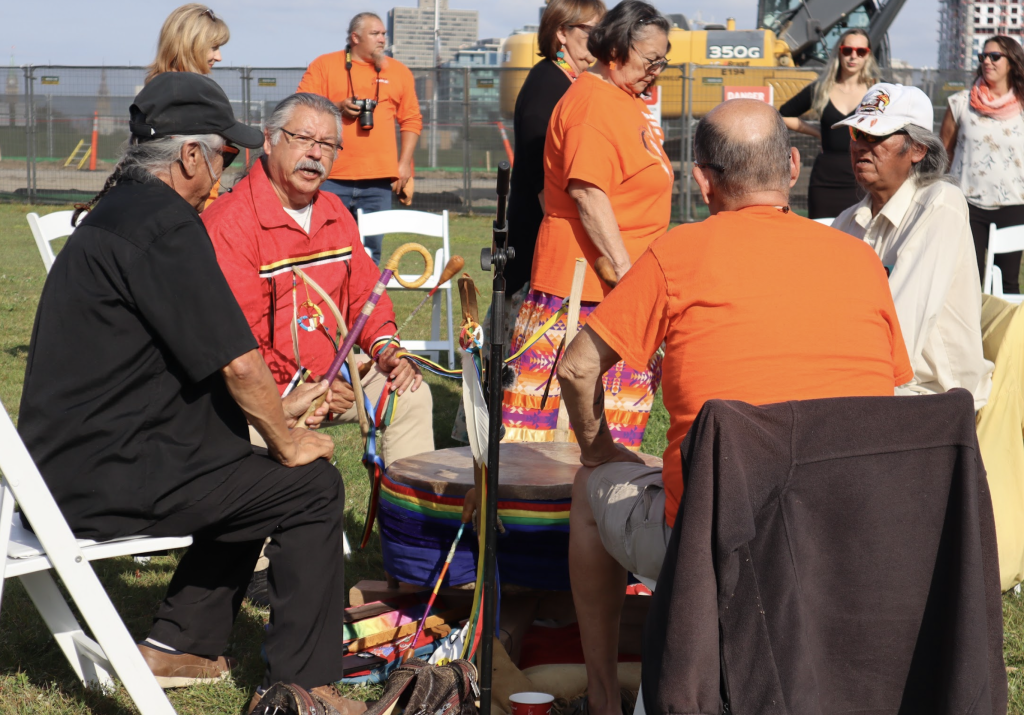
297;12;422;264
204;92;434;466
558;100;913;715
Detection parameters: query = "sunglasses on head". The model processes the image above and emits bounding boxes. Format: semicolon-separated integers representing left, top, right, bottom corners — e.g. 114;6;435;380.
200;8;219;22
848;126;907;144
980;51;1007;63
840;45;870;58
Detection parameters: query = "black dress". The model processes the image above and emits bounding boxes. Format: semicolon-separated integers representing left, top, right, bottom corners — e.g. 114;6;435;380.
506;60;572;297
780;84;863;219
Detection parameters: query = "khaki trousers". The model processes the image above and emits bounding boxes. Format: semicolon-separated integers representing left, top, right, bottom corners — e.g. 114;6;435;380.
977;295;1024;591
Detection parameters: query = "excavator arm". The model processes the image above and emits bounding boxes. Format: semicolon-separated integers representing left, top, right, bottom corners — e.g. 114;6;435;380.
758;0;908;66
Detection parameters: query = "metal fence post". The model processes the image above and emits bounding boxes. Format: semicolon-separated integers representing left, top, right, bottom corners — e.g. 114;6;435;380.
683;64;693;223
463;67;472;215
24;65;35;202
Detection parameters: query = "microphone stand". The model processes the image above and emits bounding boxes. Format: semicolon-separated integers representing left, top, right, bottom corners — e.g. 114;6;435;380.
478;161;512;715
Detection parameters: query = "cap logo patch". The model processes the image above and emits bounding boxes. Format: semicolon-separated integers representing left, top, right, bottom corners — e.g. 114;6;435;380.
858;89;891;115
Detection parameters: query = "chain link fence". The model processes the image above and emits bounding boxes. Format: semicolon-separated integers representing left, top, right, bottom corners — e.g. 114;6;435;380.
0;64;972;221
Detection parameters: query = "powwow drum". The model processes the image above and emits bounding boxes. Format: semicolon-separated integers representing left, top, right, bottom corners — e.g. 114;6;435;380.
378;442;662;591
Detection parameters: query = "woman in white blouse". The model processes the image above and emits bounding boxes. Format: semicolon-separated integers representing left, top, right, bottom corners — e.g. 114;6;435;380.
940;35;1024;294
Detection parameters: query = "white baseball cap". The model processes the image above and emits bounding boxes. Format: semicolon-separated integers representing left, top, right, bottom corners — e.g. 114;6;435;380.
832;83;934;136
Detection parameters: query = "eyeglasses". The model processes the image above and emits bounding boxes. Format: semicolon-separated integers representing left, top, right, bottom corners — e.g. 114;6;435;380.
632;45;669;75
200;8;219;21
840;45;870;58
694;161;725;173
848;126;908;143
569;23;596;34
279;128;343;157
218;143;239;168
980;51;1007;63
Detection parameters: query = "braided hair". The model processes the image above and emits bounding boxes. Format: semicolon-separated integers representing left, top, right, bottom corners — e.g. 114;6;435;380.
71;133;225;226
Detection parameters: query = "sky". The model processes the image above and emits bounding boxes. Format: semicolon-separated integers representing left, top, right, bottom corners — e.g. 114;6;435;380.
2;0;938;69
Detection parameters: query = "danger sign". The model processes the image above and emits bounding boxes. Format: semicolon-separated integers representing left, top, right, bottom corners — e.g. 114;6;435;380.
723;86;774;105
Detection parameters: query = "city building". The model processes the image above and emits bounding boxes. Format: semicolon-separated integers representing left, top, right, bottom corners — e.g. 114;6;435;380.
939;0;1024;70
387;0;479;68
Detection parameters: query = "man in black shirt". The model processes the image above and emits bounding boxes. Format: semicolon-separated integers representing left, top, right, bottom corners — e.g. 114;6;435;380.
18;73;365;715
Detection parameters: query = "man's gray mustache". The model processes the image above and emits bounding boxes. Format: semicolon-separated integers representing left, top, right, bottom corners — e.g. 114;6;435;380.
295;159;326;179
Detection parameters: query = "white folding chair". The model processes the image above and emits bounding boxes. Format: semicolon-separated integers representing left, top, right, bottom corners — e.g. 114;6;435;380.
0;397;191;714
357;209;456;368
813;217;835;226
27;210;82;273
984;224;1024;304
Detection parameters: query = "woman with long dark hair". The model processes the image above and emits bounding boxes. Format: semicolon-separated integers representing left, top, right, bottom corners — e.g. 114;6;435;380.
941;35;1024;293
780;28;880;218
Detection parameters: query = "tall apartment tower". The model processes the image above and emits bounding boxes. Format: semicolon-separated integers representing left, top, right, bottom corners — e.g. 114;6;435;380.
939;0;1024;70
387;0;479;68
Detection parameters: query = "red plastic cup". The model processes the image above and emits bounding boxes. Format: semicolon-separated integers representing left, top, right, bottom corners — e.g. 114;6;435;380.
509;692;555;715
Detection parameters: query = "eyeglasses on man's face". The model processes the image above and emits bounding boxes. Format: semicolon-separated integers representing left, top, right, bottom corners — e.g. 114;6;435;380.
694;161;725;173
848;126;908;144
839;45;870;58
279;128;343;157
217;144;239;168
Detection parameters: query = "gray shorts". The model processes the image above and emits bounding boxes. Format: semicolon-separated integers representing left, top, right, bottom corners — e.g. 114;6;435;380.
587;462;670;580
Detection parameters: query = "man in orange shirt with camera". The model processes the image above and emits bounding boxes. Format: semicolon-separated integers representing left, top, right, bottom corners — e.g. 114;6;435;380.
298;12;422;264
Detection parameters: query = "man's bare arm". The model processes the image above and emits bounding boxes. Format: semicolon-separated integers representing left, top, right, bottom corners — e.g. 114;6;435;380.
222;349;334;467
558;326;645;467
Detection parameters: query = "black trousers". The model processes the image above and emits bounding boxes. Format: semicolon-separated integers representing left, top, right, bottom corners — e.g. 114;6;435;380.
968;202;1024;294
140;452;347;689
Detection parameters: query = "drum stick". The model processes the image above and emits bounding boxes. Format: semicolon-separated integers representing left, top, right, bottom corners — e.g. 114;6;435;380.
553;259;587;442
401;522;465;662
299;243;433;425
377;255;464;358
594;256;619;289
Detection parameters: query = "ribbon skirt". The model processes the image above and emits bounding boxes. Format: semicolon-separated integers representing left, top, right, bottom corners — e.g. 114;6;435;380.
501;289;662;448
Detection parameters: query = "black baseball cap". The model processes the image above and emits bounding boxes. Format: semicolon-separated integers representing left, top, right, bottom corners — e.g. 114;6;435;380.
129;72;264;149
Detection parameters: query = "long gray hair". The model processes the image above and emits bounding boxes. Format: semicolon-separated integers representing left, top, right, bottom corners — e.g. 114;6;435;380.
72;133;224;224
903;124;953;187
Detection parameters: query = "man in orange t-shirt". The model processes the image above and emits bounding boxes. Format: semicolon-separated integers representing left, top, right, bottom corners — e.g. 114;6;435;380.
557;100;913;715
297;12;422;264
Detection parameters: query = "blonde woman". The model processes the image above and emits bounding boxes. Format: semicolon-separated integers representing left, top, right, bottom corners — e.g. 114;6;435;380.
147;5;231;205
146;4;229;82
780;29;879;218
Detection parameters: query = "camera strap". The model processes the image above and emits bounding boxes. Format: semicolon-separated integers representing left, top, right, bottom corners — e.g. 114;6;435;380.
346;50;381;104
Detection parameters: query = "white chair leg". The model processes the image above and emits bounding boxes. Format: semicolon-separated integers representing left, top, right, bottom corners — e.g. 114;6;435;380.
19;570;93;685
20;569;175;713
431;292;441;342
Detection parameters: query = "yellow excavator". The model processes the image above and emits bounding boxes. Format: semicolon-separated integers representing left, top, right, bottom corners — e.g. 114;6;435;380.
499;0;908;119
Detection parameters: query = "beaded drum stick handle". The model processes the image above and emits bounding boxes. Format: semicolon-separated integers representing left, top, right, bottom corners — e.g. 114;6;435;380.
299;243;433;425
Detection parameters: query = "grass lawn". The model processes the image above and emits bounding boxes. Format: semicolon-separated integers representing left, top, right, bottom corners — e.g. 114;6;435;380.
0;200;1021;713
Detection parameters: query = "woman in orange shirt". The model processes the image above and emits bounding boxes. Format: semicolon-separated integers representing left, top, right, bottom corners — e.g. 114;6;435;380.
502;0;673;448
147;4;232;207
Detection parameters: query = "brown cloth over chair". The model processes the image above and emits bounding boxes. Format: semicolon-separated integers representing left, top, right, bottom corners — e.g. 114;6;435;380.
641;389;1006;715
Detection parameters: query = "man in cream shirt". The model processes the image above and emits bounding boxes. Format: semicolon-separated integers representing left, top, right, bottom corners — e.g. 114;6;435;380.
832;82;993;409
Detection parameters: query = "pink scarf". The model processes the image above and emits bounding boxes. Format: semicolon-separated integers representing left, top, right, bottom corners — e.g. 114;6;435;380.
970;78;1023;120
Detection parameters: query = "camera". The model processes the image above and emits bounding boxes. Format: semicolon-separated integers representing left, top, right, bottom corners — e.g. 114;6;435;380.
351;98;378;130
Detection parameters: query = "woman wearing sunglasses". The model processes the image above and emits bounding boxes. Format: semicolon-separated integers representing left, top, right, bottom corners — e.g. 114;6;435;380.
147;4;232;207
502;0;671;449
941;35;1024;294
779;29;879;219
